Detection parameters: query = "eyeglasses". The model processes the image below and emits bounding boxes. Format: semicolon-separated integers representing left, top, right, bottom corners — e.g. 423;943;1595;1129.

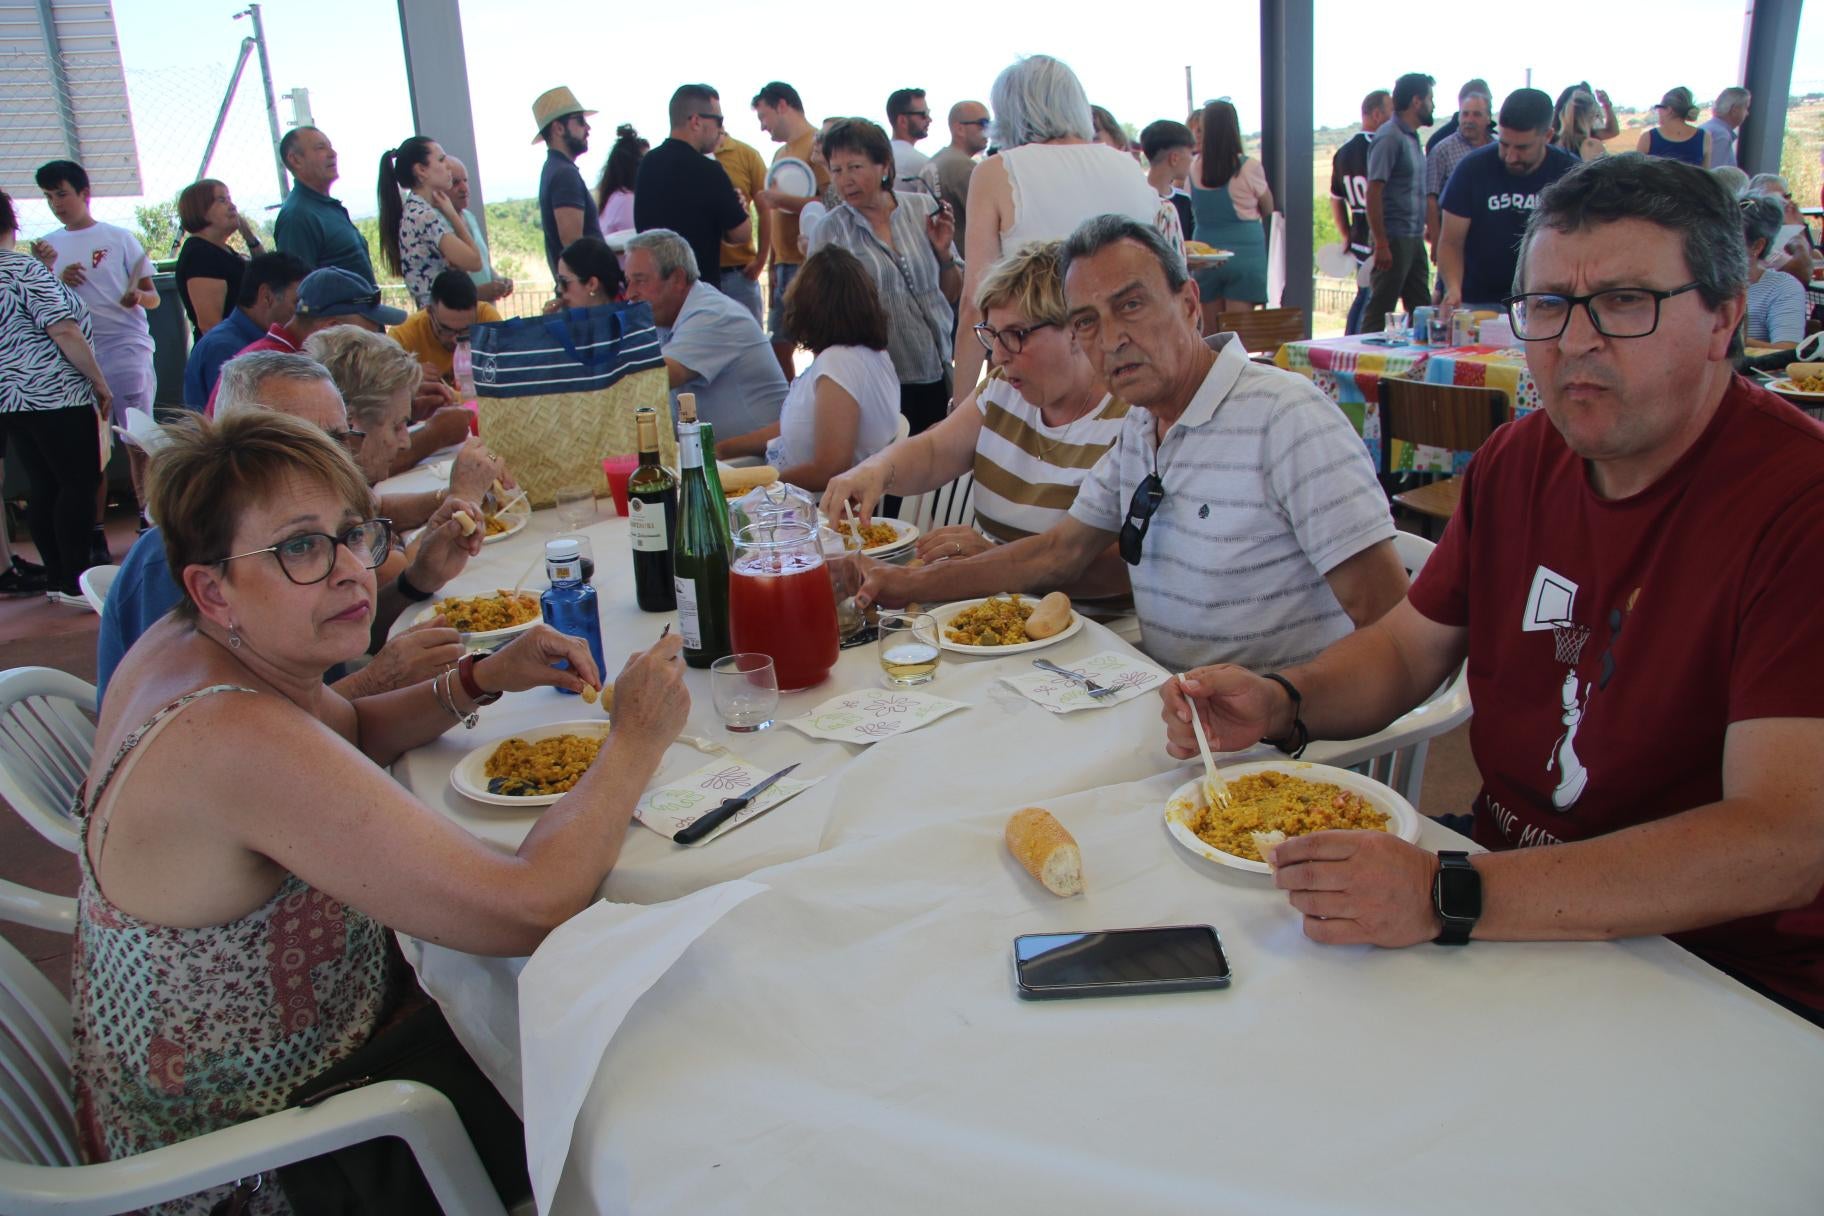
1117;472;1164;566
695;112;725;127
219;518;393;586
973;320;1053;357
905;109;931;119
326;426;366;453
1503;283;1701;341
959;117;992;128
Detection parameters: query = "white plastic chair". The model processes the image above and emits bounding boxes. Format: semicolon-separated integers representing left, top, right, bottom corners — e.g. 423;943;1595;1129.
74;567;115;618
891;412;911;445
0;669;96;854
0;932;510;1216
1302;531;1472;807
897;472;976;534
0;880;75;935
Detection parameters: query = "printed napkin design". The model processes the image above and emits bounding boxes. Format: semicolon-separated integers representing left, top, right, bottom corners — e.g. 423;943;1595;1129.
786;689;969;743
999;650;1169;713
635;758;819;844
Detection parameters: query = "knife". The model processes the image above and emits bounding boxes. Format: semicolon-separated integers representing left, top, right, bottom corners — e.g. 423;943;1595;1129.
672;763;800;845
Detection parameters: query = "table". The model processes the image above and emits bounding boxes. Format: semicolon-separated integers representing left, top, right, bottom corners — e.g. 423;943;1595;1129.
380;479;1824;1215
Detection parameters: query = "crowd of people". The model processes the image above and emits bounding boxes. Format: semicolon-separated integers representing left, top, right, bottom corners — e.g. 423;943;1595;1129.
0;50;1820;1212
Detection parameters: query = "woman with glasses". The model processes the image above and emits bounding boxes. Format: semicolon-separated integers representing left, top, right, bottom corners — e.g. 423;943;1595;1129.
1745;173;1817;291
808;117;960;436
1739;194;1807;348
821;240;1130;582
75;411;688;1209
556;236;626;309
714;246;898;492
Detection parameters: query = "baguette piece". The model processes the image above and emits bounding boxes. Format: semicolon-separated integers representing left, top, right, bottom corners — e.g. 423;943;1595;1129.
452;509;479;537
721;465;780;496
1005;807;1083;896
1022;591;1072;640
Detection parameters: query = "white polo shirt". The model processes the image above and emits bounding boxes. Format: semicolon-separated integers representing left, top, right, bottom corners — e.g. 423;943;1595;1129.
1068;333;1395;672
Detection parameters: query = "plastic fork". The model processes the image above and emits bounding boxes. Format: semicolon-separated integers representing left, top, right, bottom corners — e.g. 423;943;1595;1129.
1180;673;1230;810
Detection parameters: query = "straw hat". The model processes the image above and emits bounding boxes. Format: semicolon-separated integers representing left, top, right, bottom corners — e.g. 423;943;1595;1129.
531;86;596;142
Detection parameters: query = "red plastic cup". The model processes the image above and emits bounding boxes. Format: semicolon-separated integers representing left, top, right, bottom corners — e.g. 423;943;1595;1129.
602;454;639;516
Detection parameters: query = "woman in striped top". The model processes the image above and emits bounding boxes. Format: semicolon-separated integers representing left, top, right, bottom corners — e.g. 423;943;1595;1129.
820;240;1130;583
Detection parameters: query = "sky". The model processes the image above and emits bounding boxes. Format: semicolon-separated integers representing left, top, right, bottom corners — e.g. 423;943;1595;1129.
13;0;1824;238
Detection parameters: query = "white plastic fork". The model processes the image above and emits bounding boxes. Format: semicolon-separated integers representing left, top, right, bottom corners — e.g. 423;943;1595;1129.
1180;673;1230;810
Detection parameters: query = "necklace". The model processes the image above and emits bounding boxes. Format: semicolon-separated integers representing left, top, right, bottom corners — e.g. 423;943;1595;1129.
1029;385;1108;464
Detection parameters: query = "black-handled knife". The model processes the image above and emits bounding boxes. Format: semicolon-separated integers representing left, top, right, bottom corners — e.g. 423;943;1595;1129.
672;763;800;845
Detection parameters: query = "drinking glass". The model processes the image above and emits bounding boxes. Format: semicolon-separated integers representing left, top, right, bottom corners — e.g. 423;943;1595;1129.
877;612;940;686
1383;313;1408;341
554;484;597;530
552;533;595;583
711;653;779;732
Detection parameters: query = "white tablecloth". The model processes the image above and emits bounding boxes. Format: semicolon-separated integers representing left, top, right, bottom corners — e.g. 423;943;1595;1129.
382;478;1824;1214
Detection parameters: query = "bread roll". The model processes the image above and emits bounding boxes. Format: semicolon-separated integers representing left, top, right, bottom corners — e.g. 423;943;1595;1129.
1785;362;1824;386
721;465;780;496
1005;807;1083;896
1022;591;1073;640
452;510;479;537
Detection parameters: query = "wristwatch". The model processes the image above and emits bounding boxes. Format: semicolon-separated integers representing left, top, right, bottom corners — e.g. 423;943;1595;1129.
1432;851;1481;945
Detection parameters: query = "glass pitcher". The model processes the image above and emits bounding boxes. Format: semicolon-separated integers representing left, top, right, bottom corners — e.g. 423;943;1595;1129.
729;519;841;691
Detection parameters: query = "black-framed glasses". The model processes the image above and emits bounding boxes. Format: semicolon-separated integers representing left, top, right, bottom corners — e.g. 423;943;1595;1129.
1118;473;1164;566
219;518;392;586
959;117;992;128
973;320;1053;357
695;112;725;127
905;108;931;119
326;426;366;453
1502;282;1701;341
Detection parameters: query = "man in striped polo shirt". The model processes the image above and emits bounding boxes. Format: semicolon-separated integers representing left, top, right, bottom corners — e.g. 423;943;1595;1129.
859;214;1407;673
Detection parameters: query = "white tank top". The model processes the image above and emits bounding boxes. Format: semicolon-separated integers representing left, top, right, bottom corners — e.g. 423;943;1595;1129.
999;143;1165;252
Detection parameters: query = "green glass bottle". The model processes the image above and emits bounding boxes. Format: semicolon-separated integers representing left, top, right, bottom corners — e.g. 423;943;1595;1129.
671;393;732;668
697;421;734;543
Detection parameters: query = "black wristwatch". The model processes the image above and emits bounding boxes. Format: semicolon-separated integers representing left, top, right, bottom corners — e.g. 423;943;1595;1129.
393;569;434;603
1432;851;1481;945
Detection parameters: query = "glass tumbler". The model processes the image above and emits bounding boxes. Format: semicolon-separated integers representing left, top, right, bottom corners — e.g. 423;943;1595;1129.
711;653;779;732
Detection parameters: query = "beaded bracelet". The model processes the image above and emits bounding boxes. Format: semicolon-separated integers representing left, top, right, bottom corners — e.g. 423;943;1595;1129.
1260;672;1309;758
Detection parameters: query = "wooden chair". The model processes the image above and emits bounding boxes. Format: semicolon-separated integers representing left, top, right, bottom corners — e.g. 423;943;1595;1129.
1378;379;1510;526
1214;307;1307;361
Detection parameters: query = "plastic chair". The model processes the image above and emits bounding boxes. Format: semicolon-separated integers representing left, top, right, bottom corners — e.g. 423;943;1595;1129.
75;567;116;618
1301;532;1472;807
0;932;510;1216
896;472;976;534
0;879;75;935
0;669;96;854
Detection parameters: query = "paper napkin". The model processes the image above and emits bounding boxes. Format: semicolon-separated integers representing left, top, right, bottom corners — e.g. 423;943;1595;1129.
784;688;969;743
634;756;820;845
998;650;1169;713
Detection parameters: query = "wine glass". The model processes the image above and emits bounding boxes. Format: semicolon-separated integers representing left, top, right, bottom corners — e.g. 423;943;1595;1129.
554;484;597;530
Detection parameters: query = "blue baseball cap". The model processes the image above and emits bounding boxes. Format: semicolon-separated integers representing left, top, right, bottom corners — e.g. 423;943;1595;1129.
293;268;407;326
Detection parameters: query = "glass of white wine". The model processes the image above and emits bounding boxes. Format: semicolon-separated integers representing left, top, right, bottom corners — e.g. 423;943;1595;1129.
877;611;940;686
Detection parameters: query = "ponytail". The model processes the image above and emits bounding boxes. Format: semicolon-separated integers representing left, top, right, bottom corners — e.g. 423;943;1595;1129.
377;135;437;277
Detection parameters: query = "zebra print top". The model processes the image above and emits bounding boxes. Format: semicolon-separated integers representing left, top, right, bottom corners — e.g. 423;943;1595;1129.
0;248;97;413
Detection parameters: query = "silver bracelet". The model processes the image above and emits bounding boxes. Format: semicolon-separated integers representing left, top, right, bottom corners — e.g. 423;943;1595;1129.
433;669;478;729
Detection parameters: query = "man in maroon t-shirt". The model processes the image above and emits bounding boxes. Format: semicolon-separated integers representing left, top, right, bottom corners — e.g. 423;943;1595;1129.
1161;154;1824;1022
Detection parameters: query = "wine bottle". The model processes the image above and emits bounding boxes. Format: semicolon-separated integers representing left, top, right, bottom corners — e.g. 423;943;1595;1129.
671;393;732;668
697;420;733;541
627;407;677;612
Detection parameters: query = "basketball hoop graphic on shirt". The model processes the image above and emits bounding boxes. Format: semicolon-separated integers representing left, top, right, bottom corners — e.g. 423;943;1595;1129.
1523;565;1591;810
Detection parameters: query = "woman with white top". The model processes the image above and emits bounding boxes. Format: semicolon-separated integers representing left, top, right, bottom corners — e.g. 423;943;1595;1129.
954;54;1180;394
717;246;899;493
377;136;482;308
820;240;1130;600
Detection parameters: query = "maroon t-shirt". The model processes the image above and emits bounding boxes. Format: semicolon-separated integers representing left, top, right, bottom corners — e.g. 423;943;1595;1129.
204;323;303;417
1409;376;1824;1008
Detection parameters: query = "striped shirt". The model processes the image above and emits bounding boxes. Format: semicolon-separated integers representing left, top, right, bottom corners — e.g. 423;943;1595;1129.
1068;333;1396;672
971;372;1130;543
1425;130;1487;199
1746;269;1807;345
809;192;956;384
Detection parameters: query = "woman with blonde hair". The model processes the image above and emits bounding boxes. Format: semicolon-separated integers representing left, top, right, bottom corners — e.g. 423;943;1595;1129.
1636;86;1710;167
1554;90;1608;162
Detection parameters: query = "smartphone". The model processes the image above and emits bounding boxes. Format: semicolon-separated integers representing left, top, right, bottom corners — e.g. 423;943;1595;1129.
1013;925;1231;1000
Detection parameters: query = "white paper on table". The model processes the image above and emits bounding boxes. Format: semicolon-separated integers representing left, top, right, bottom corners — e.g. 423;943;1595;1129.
997;649;1169;713
783;688;968;743
518;880;768;1215
634;756;820;844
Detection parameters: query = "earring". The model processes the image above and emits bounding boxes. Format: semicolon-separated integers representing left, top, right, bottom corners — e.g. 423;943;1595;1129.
227;623;242;649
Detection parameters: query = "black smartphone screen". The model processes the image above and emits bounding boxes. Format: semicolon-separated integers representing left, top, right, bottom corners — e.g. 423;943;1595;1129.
1014;925;1230;996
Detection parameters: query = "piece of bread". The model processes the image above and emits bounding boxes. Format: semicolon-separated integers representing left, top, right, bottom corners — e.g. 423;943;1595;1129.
1251;830;1286;870
1785;362;1824;386
579;683;614;711
721;465;780;496
1005;807;1083;896
452;510;479;537
1022;591;1073;640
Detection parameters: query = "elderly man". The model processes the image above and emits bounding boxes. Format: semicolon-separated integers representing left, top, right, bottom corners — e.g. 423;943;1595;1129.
930;100;990;249
182;251;307;408
1364;72;1436;333
1163;154;1824;1025
97;352;483;703
858;214;1406;673
532;85;603;282
1424;84;1492;258
273;127;375;281
635;84;751;298
622;229;785;438
444;153;512;302
1437;89;1577;314
1701;87;1751;171
752;81;830;381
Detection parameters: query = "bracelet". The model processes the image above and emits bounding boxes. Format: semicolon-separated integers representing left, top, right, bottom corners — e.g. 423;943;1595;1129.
393;570;434;603
1259;672;1309;758
457;653;502;705
433;668;479;730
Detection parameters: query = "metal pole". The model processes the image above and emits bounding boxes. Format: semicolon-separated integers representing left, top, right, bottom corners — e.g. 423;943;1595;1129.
193;38;256;184
33;0;80;158
1185;67;1193;120
242;4;289;198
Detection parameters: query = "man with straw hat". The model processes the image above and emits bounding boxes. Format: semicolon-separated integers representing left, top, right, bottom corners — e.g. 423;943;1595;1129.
533;85;602;282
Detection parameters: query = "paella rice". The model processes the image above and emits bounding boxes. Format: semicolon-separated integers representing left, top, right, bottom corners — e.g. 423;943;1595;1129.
839;520;901;549
433;590;539;633
944;595;1033;646
483;733;605;797
1188;770;1389;861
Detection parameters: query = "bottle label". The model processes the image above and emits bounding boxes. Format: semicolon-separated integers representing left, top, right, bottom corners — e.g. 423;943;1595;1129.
629;497;669;552
675;577;702;648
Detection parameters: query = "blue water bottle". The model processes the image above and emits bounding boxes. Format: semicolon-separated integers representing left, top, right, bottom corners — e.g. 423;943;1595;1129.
539;538;606;694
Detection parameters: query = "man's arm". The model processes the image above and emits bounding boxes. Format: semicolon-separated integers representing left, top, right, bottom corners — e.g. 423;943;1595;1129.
1436;211;1470;311
1366;181;1390;268
552;206;586;251
858;517;1113;611
749;201;773;280
274;208;322;269
723;215;753;245
1323;539;1408;628
663;357;697;389
1329;197;1352;249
